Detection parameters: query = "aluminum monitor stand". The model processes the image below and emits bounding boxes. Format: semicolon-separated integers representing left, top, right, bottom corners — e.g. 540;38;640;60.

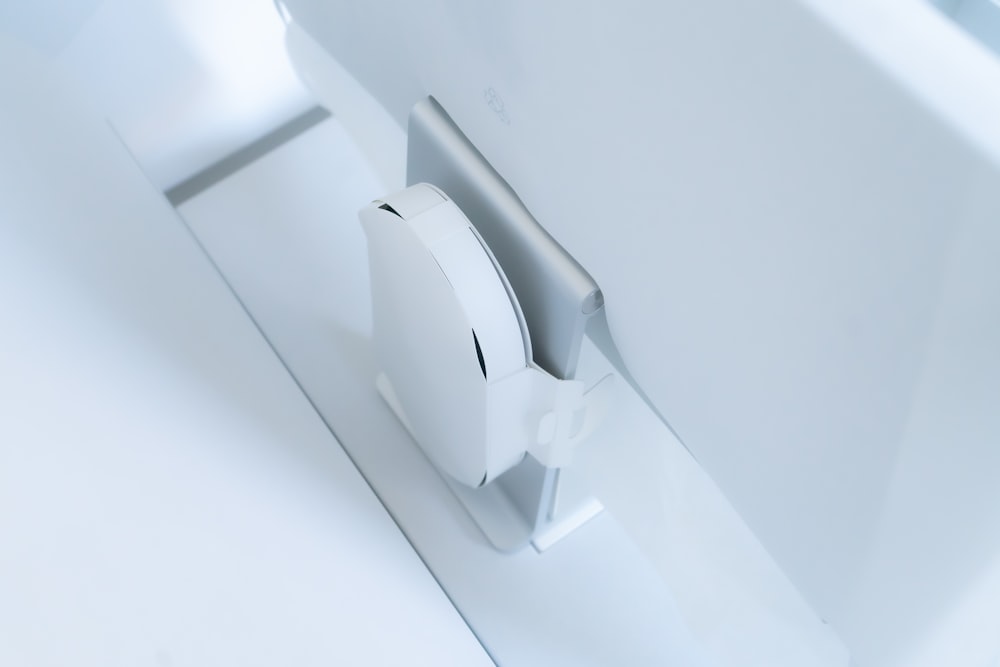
407;97;605;552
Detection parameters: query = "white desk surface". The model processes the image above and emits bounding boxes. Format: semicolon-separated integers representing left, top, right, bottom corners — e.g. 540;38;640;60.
177;116;848;667
0;41;492;667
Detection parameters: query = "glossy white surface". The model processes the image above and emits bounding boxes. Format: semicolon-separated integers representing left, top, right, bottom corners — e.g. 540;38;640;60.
0;38;491;667
279;3;1000;665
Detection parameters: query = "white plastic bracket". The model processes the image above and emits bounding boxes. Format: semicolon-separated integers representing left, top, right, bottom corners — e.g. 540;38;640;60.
361;177;611;552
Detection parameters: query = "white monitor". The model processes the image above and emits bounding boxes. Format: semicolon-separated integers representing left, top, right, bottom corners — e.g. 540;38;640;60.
278;2;1000;665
